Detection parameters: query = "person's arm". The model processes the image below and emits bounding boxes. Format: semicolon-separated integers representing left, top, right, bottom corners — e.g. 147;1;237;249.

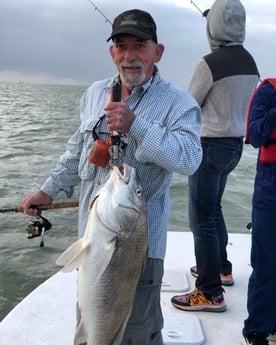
249;84;276;148
20;125;83;216
188;58;213;107
128;93;202;176
40;127;83;197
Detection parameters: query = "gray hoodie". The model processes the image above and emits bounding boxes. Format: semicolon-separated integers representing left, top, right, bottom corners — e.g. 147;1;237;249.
207;0;245;51
188;0;259;137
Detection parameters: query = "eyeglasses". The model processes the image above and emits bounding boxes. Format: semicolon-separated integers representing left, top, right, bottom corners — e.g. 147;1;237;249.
92;114;107;141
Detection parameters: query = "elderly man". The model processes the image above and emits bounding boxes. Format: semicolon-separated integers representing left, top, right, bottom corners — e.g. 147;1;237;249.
20;9;202;345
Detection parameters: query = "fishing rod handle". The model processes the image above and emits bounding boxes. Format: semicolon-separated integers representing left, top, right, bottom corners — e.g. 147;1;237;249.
111;83;121;163
14;201;79;213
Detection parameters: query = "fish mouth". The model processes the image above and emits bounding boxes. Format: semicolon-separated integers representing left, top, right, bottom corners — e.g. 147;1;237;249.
114;163;131;184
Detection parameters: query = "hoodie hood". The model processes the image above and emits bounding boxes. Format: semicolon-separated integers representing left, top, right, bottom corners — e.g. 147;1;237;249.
206;0;246;51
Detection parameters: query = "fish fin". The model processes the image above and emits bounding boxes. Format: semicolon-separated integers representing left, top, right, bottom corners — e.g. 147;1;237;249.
56;238;90;272
93;240;116;283
74;319;87;345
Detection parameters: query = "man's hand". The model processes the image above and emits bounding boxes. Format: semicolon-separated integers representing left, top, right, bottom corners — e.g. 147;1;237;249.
105;101;135;133
20;190;53;217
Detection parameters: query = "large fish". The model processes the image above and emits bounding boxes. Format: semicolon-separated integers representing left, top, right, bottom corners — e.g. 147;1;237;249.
56;163;147;345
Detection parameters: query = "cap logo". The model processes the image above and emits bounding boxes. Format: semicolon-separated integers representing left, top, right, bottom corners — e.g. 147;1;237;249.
120;19;138;26
120;14;138;27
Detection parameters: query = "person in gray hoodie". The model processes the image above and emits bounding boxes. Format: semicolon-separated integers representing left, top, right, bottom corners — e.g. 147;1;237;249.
171;0;259;313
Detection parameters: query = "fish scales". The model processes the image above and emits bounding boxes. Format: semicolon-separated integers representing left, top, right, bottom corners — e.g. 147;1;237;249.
86;225;147;343
56;164;147;345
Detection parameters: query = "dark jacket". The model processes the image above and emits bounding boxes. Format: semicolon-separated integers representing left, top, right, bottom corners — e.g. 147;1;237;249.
250;82;276;208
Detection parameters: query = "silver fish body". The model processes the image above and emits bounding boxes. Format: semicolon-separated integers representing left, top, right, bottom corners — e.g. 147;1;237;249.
56;164;147;345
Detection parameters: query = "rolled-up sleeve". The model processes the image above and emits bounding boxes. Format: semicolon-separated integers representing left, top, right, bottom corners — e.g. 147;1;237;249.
40;127;83;198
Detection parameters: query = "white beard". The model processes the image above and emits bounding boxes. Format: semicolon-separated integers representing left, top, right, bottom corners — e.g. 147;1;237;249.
119;62;146;88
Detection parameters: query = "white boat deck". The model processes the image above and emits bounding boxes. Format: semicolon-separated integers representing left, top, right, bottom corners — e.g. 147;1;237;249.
0;231;268;345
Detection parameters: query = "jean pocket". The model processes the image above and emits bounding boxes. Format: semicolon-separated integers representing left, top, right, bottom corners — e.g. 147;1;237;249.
206;144;242;173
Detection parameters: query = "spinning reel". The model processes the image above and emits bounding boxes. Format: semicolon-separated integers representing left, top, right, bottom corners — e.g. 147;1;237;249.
26;215;52;247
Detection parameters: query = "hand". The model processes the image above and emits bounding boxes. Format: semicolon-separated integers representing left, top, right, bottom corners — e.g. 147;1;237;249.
105;101;135;133
20;190;53;217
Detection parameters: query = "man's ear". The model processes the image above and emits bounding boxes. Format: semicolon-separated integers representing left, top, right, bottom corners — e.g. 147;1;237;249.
155;43;165;63
109;44;115;60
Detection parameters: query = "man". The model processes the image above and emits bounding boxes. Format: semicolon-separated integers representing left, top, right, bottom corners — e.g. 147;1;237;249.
171;0;259;312
20;9;202;345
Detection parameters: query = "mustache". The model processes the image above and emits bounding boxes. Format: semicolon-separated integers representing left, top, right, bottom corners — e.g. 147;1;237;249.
120;61;143;69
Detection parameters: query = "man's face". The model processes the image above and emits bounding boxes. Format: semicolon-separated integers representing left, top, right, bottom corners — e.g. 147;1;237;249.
110;35;164;89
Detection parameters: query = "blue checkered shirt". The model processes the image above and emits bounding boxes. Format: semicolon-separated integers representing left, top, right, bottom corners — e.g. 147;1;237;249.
41;70;202;259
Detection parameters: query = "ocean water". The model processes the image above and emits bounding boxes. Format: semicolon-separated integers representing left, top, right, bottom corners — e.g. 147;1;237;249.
0;82;257;321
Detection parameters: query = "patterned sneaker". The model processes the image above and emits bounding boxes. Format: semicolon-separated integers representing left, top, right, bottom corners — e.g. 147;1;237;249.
190;265;234;286
171;288;226;312
268;333;276;343
241;333;269;345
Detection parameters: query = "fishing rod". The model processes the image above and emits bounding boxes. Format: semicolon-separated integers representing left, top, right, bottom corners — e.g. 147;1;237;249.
86;1;123;165
190;0;203;15
87;0;204;24
0;201;79;213
86;0;112;25
1;201;79;247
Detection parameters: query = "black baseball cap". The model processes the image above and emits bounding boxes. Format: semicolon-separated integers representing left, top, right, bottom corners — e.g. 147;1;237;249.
106;9;158;43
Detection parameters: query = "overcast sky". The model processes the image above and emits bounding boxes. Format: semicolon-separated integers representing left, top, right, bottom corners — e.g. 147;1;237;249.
1;0;275;89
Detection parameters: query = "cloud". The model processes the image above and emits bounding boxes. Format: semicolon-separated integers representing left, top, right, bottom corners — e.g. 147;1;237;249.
0;0;275;87
0;0;113;84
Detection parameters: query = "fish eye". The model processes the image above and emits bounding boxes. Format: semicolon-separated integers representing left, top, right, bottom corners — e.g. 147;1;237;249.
136;188;142;196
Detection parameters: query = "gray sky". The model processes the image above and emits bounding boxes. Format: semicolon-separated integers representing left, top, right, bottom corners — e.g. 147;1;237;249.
1;0;275;89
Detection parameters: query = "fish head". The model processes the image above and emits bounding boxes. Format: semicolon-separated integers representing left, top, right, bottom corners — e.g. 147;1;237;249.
96;163;146;233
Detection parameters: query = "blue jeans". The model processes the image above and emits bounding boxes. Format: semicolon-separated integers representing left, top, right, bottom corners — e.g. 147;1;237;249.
243;207;276;337
188;137;243;296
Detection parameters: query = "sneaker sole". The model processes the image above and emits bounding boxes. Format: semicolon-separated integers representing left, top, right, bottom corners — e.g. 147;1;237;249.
190;270;234;286
241;338;249;345
171;301;227;313
268;334;276;343
221;279;234;286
